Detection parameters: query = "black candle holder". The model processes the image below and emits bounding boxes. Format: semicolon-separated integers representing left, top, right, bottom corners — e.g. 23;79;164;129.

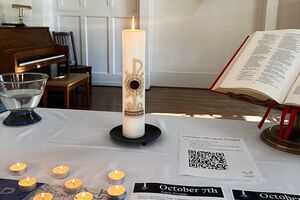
110;124;161;145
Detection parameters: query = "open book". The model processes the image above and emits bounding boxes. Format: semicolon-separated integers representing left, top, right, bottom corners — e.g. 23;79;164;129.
211;29;300;107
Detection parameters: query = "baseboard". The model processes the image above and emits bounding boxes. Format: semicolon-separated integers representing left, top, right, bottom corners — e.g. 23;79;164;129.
151;71;218;88
91;71;219;88
92;72;122;86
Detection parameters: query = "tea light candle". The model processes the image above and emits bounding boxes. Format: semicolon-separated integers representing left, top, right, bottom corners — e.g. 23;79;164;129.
64;178;82;194
9;162;27;176
52;165;69;179
108;170;125;184
33;192;53;200
18;177;37;191
107;185;126;200
74;191;93;200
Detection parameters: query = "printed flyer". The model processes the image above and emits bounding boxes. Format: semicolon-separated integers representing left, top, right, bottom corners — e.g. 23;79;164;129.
232;189;300;200
130;182;225;200
179;135;262;180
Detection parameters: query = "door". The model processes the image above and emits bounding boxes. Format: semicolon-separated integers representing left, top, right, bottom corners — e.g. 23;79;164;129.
55;0;138;86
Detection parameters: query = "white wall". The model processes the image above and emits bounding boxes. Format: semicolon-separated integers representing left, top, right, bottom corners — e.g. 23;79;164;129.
277;0;300;29
151;0;260;88
1;0;299;88
0;0;54;30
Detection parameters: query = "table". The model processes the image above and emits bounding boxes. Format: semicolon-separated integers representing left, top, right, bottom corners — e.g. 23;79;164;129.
0;108;299;199
43;73;90;109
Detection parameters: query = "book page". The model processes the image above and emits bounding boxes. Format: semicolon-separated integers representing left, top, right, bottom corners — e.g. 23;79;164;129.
283;74;300;106
220;29;300;103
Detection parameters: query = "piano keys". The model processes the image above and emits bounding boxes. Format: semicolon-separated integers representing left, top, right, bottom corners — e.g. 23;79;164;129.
0;27;69;74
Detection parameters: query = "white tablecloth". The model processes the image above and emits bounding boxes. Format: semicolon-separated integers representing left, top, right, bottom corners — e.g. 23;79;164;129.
0;108;299;199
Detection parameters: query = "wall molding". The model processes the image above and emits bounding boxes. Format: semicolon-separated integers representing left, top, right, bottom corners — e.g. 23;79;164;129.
151;71;219;88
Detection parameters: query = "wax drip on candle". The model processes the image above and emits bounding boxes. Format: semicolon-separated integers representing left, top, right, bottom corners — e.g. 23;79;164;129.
131;16;135;30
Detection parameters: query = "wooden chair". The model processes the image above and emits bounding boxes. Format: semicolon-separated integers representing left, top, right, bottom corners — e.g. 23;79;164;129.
52;31;92;86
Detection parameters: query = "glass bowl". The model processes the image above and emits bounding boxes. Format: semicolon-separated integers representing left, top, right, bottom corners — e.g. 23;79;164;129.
0;72;48;126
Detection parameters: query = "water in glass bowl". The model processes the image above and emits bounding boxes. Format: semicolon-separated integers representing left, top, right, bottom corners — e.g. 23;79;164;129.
0;89;43;111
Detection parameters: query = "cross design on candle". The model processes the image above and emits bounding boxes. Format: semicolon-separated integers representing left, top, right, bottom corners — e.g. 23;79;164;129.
125;58;144;116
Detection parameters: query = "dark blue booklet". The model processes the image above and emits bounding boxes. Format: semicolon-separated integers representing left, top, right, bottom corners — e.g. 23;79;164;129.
0;178;44;200
0;103;6;114
0;178;109;200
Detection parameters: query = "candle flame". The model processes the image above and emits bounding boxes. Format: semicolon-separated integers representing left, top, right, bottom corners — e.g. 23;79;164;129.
16;162;20;167
131;16;135;30
114;170;118;175
116;185;119;191
26;177;30;182
41;193;45;199
60;166;63;170
81;192;86;198
72;179;75;185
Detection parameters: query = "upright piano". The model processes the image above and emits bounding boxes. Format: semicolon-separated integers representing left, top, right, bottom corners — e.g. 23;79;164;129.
0;27;69;74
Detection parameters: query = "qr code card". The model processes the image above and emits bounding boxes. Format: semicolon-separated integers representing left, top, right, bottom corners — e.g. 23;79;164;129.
179;135;262;180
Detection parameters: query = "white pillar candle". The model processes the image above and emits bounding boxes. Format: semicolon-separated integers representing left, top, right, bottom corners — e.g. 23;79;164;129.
122;16;146;138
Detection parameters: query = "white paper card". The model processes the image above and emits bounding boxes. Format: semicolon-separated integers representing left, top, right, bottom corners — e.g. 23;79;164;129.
130;183;225;200
179;135;262;180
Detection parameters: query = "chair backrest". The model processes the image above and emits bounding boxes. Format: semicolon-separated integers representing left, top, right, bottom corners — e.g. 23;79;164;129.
52;31;78;65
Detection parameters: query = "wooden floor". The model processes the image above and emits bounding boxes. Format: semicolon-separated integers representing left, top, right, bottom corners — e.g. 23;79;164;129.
45;86;282;122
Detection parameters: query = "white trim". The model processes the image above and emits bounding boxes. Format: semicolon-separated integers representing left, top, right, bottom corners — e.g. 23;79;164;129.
264;0;279;30
151;71;219;89
19;55;65;66
92;72;122;86
139;0;153;89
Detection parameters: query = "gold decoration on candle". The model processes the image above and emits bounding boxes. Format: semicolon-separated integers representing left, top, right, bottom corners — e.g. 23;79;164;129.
124;58;144;116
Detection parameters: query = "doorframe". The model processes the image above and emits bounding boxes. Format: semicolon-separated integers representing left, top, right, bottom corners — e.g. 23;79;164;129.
139;0;153;89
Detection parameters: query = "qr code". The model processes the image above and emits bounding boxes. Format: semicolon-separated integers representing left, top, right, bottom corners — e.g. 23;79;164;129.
188;150;228;170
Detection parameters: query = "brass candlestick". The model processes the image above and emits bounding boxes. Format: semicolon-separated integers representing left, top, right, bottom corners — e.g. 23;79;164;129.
261;112;300;155
12;4;32;24
228;93;300;155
